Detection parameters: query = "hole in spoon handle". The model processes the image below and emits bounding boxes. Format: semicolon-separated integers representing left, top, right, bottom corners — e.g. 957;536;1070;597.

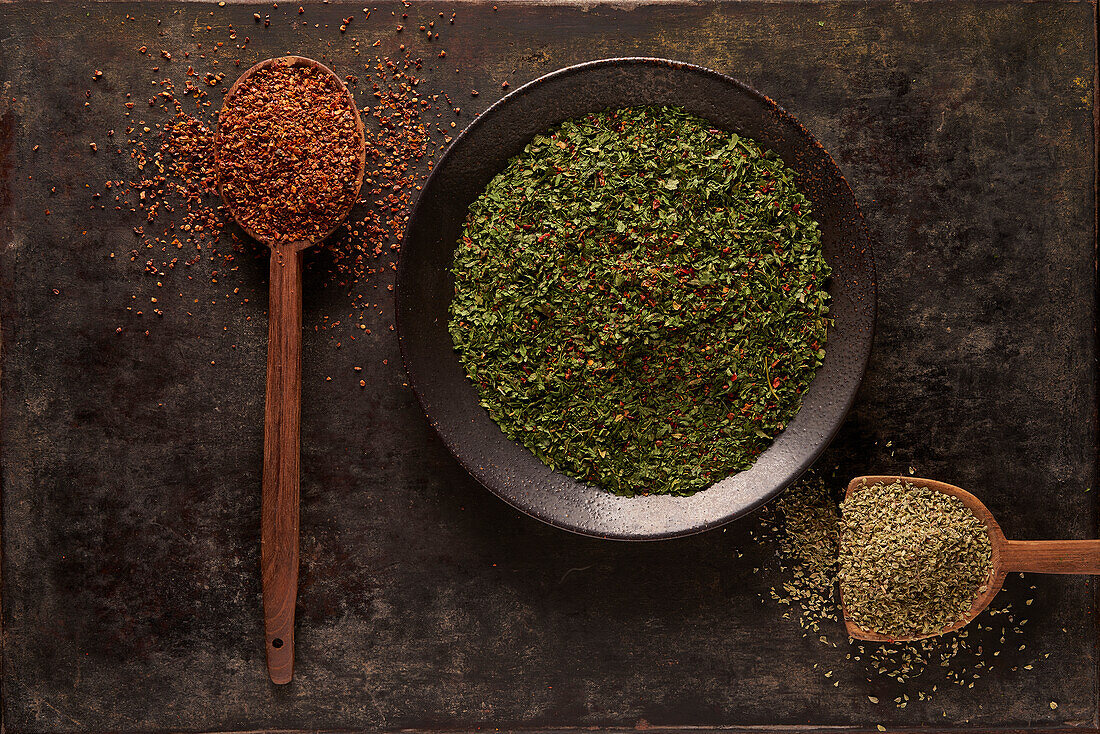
1001;539;1100;574
262;243;304;685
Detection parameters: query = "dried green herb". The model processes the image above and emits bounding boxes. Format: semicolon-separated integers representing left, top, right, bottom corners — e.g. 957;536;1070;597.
449;106;831;496
756;474;841;633
839;480;994;639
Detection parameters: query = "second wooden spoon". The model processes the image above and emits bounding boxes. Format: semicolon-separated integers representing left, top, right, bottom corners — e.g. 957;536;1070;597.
841;475;1100;642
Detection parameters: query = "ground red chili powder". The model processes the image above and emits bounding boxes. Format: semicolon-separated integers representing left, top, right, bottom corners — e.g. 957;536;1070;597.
216;61;363;244
95;13;452;343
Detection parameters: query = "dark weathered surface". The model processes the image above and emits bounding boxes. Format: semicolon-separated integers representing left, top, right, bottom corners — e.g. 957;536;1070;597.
0;1;1096;732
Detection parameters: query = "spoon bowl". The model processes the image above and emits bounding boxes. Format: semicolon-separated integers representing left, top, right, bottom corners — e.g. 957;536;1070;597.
217;55;367;250
841;476;1100;642
216;55;366;684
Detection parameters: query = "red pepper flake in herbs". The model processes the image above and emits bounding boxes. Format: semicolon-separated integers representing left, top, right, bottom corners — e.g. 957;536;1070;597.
216;61;363;244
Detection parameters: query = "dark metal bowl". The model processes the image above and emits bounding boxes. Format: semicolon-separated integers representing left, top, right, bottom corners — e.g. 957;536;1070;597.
396;58;876;540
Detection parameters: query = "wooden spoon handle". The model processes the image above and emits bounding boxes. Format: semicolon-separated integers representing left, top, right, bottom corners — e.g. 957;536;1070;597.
1001;539;1100;574
262;242;304;684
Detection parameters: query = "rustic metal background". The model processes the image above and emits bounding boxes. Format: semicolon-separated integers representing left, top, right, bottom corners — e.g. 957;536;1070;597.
0;1;1097;732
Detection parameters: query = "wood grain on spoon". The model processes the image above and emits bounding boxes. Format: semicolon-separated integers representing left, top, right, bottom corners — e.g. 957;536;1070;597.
842;476;1100;643
216;56;366;684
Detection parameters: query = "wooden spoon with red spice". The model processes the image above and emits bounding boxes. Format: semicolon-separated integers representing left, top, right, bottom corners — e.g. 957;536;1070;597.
216;56;366;684
841;476;1100;643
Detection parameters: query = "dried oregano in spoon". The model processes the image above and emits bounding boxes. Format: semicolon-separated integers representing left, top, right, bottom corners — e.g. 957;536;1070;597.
449;106;831;496
839;480;994;638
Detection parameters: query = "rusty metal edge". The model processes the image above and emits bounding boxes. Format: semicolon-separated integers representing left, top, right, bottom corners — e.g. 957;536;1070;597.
0;0;1097;731
0;83;11;734
1092;0;1099;729
0;0;1094;5
0;727;1098;734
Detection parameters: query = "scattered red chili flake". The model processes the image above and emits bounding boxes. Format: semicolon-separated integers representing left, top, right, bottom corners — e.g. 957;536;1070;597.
101;15;450;345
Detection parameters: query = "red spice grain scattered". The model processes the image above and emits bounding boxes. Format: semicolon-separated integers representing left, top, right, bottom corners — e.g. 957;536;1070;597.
100;16;449;346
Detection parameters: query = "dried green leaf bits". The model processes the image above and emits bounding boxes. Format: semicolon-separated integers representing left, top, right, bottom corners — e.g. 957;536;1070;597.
840;480;994;639
449;106;831;496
